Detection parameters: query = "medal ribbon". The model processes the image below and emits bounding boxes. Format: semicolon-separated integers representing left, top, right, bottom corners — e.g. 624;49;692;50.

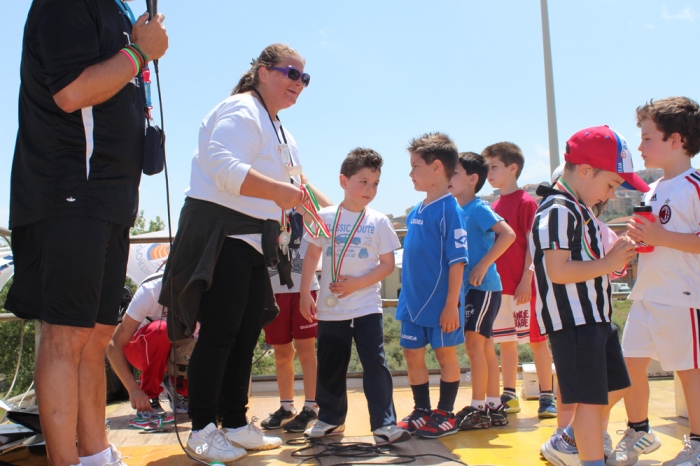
300;184;331;239
330;205;366;283
555;180;599;260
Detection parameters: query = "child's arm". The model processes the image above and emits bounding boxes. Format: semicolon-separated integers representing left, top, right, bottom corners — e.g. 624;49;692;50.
469;220;515;287
329;251;395;298
441;262;465;333
514;246;534;304
545;236;637;284
626;214;700;254
299;243;322;322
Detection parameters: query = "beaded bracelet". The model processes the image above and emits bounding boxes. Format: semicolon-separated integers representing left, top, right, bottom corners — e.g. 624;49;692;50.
131;43;150;63
119;48;140;77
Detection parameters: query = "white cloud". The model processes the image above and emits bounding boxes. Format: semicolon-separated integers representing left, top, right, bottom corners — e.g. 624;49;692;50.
661;4;693;21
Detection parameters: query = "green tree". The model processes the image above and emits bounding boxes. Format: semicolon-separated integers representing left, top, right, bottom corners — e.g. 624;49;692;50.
131;210;165;236
0;279;36;399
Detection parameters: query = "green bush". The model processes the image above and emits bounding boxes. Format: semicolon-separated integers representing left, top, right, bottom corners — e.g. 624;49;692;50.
0;279;36;399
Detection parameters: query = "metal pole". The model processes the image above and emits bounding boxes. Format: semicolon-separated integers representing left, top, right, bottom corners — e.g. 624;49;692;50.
540;0;560;173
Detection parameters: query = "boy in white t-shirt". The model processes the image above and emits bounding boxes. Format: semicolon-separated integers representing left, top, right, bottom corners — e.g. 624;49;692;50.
607;97;700;466
299;148;409;445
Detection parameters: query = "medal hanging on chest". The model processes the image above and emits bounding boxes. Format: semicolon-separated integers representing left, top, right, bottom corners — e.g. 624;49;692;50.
279;210;291;256
327;206;366;308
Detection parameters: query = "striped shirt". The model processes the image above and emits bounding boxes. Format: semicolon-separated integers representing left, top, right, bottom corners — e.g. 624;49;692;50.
529;181;612;334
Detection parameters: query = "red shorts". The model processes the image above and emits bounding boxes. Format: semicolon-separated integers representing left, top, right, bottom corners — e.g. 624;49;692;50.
264;291;318;345
529;295;546;343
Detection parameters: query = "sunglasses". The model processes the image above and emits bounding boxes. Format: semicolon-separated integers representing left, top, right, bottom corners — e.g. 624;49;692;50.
268;66;310;87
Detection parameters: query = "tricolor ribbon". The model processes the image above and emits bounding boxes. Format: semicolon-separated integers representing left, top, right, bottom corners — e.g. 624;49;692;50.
300;184;331;239
331;205;366;283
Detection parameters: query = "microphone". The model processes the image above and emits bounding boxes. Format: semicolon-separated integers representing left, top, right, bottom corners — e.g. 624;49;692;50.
146;0;157;19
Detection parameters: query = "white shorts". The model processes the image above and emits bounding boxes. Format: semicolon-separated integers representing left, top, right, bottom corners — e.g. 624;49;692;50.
492;295;530;344
621;300;700;371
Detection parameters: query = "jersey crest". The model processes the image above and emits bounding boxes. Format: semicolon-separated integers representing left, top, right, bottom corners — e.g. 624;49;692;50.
659;204;672;224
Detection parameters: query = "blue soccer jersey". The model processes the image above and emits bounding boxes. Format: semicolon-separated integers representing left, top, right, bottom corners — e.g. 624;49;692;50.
462;198;503;292
397;194;468;328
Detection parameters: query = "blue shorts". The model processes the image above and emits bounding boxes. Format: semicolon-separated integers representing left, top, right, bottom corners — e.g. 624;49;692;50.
464;290;502;338
400;320;465;349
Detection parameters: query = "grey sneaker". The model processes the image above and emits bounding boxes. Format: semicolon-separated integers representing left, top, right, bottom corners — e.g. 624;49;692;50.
661;436;700;466
604;431;613;459
541;434;580;466
304;420;345;438
607;428;661;465
373;425;410;445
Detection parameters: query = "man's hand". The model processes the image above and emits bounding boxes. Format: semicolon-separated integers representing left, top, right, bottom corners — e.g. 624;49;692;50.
129;387;152;413
329;276;361;298
626;214;666;247
440;304;460;334
468;261;488;287
604;236;637;272
514;277;532;305
132;13;168;61
300;292;317;323
273;182;303;210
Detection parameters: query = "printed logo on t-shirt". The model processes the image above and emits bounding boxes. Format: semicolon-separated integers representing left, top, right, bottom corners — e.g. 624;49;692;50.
659;204;672;224
650;193;657;201
454;228;467;249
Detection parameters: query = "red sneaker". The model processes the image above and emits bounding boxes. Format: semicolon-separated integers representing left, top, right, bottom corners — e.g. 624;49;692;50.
415;409;458;439
397;408;431;433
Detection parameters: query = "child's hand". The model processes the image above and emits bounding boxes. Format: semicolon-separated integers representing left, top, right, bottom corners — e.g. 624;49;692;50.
626;213;666;247
299;292;317;323
604;236;637;272
329;276;361;298
514;278;532;305
439;305;460;334
468;262;488;287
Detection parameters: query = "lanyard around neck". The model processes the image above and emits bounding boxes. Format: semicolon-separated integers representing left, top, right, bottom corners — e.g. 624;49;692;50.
114;0;136;24
252;89;288;145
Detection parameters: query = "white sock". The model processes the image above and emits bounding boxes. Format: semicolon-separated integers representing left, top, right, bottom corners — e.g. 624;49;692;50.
304;400;318;413
281;399;296;413
486;397;501;408
78;445;113;466
471;399;486;411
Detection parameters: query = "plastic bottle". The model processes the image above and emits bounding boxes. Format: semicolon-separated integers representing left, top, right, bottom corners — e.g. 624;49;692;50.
633;202;655;253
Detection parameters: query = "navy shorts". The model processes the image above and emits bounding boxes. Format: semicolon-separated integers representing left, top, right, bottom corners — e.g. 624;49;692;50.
549;323;631;405
6;217;129;328
464;289;502;338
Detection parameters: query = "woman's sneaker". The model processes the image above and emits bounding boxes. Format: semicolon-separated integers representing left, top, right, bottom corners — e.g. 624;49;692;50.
500;392;521;414
456;406;491;430
415;409;458;439
187;423;247;463
607;428;661;465
223;418;282;451
373;425;411;445
397;408;432;433
304;421;345;438
260;406;295;430
541;434;579;466
661;436;700;466
538;394;557;419
283;406;318;433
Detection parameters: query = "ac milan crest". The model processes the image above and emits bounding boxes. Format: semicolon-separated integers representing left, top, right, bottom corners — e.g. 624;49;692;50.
659;204;672;224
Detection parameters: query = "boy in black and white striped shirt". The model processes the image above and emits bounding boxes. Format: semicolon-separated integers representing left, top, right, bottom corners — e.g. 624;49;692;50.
532;126;649;466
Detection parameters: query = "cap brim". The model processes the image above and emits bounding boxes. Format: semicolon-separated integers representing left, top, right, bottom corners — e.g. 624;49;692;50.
620;172;650;192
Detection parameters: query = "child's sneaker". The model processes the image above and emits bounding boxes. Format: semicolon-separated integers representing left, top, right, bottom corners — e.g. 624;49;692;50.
541;434;579;466
223;418;282;451
397;408;432;433
187;422;247;463
283;406;318;433
260;406;295;430
661;436;699;466
415;409;458;439
136;398;166;419
304;420;345;438
603;430;613;459
538;393;557;419
373;425;411;445
500;392;521;414
607;427;661;465
455;406;491;430
487;404;509;427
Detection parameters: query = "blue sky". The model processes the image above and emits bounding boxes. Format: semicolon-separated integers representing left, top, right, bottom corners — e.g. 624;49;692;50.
1;1;698;229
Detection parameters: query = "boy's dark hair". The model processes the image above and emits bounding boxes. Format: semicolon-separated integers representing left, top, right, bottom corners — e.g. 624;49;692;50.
636;96;700;157
340;147;383;177
481;142;525;179
407;132;458;179
458;152;488;193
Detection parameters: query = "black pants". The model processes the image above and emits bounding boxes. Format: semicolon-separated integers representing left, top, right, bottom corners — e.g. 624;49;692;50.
188;238;266;430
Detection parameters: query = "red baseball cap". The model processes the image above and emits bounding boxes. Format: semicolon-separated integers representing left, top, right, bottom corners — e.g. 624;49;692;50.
564;125;649;192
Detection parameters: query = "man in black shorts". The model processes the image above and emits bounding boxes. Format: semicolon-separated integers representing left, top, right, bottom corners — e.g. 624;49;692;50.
5;1;167;464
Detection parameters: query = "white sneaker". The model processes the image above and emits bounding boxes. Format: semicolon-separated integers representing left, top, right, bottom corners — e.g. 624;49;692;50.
187;423;247;463
607;428;661;465
373;425;410;445
304;420;345;438
662;436;700;466
541;434;580;466
604;431;613;459
223;417;282;451
103;443;127;466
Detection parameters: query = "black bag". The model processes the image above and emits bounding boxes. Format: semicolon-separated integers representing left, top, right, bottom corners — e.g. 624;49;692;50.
143;123;165;175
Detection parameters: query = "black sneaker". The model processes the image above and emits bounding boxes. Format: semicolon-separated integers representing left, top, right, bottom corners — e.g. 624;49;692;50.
260;406;295;430
283;406;318;433
487;404;509;426
456;406;491;430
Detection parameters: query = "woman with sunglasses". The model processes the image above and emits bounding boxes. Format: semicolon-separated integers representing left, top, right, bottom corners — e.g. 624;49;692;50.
162;43;317;463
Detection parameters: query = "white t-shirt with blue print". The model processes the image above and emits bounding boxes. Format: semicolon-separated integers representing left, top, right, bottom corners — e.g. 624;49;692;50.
462;197;503;292
396;194;468;328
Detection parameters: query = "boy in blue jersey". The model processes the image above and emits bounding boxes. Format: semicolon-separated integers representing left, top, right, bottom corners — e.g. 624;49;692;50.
448;152;516;431
396;133;468;439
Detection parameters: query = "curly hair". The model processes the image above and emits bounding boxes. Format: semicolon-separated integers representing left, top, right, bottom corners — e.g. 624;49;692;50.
340;147;383;177
232;43;304;95
636;96;700;157
407;132;458;179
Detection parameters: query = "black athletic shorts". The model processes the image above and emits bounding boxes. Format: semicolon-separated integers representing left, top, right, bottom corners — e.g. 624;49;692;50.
549;322;631;405
5;217;129;328
464;289;502;338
